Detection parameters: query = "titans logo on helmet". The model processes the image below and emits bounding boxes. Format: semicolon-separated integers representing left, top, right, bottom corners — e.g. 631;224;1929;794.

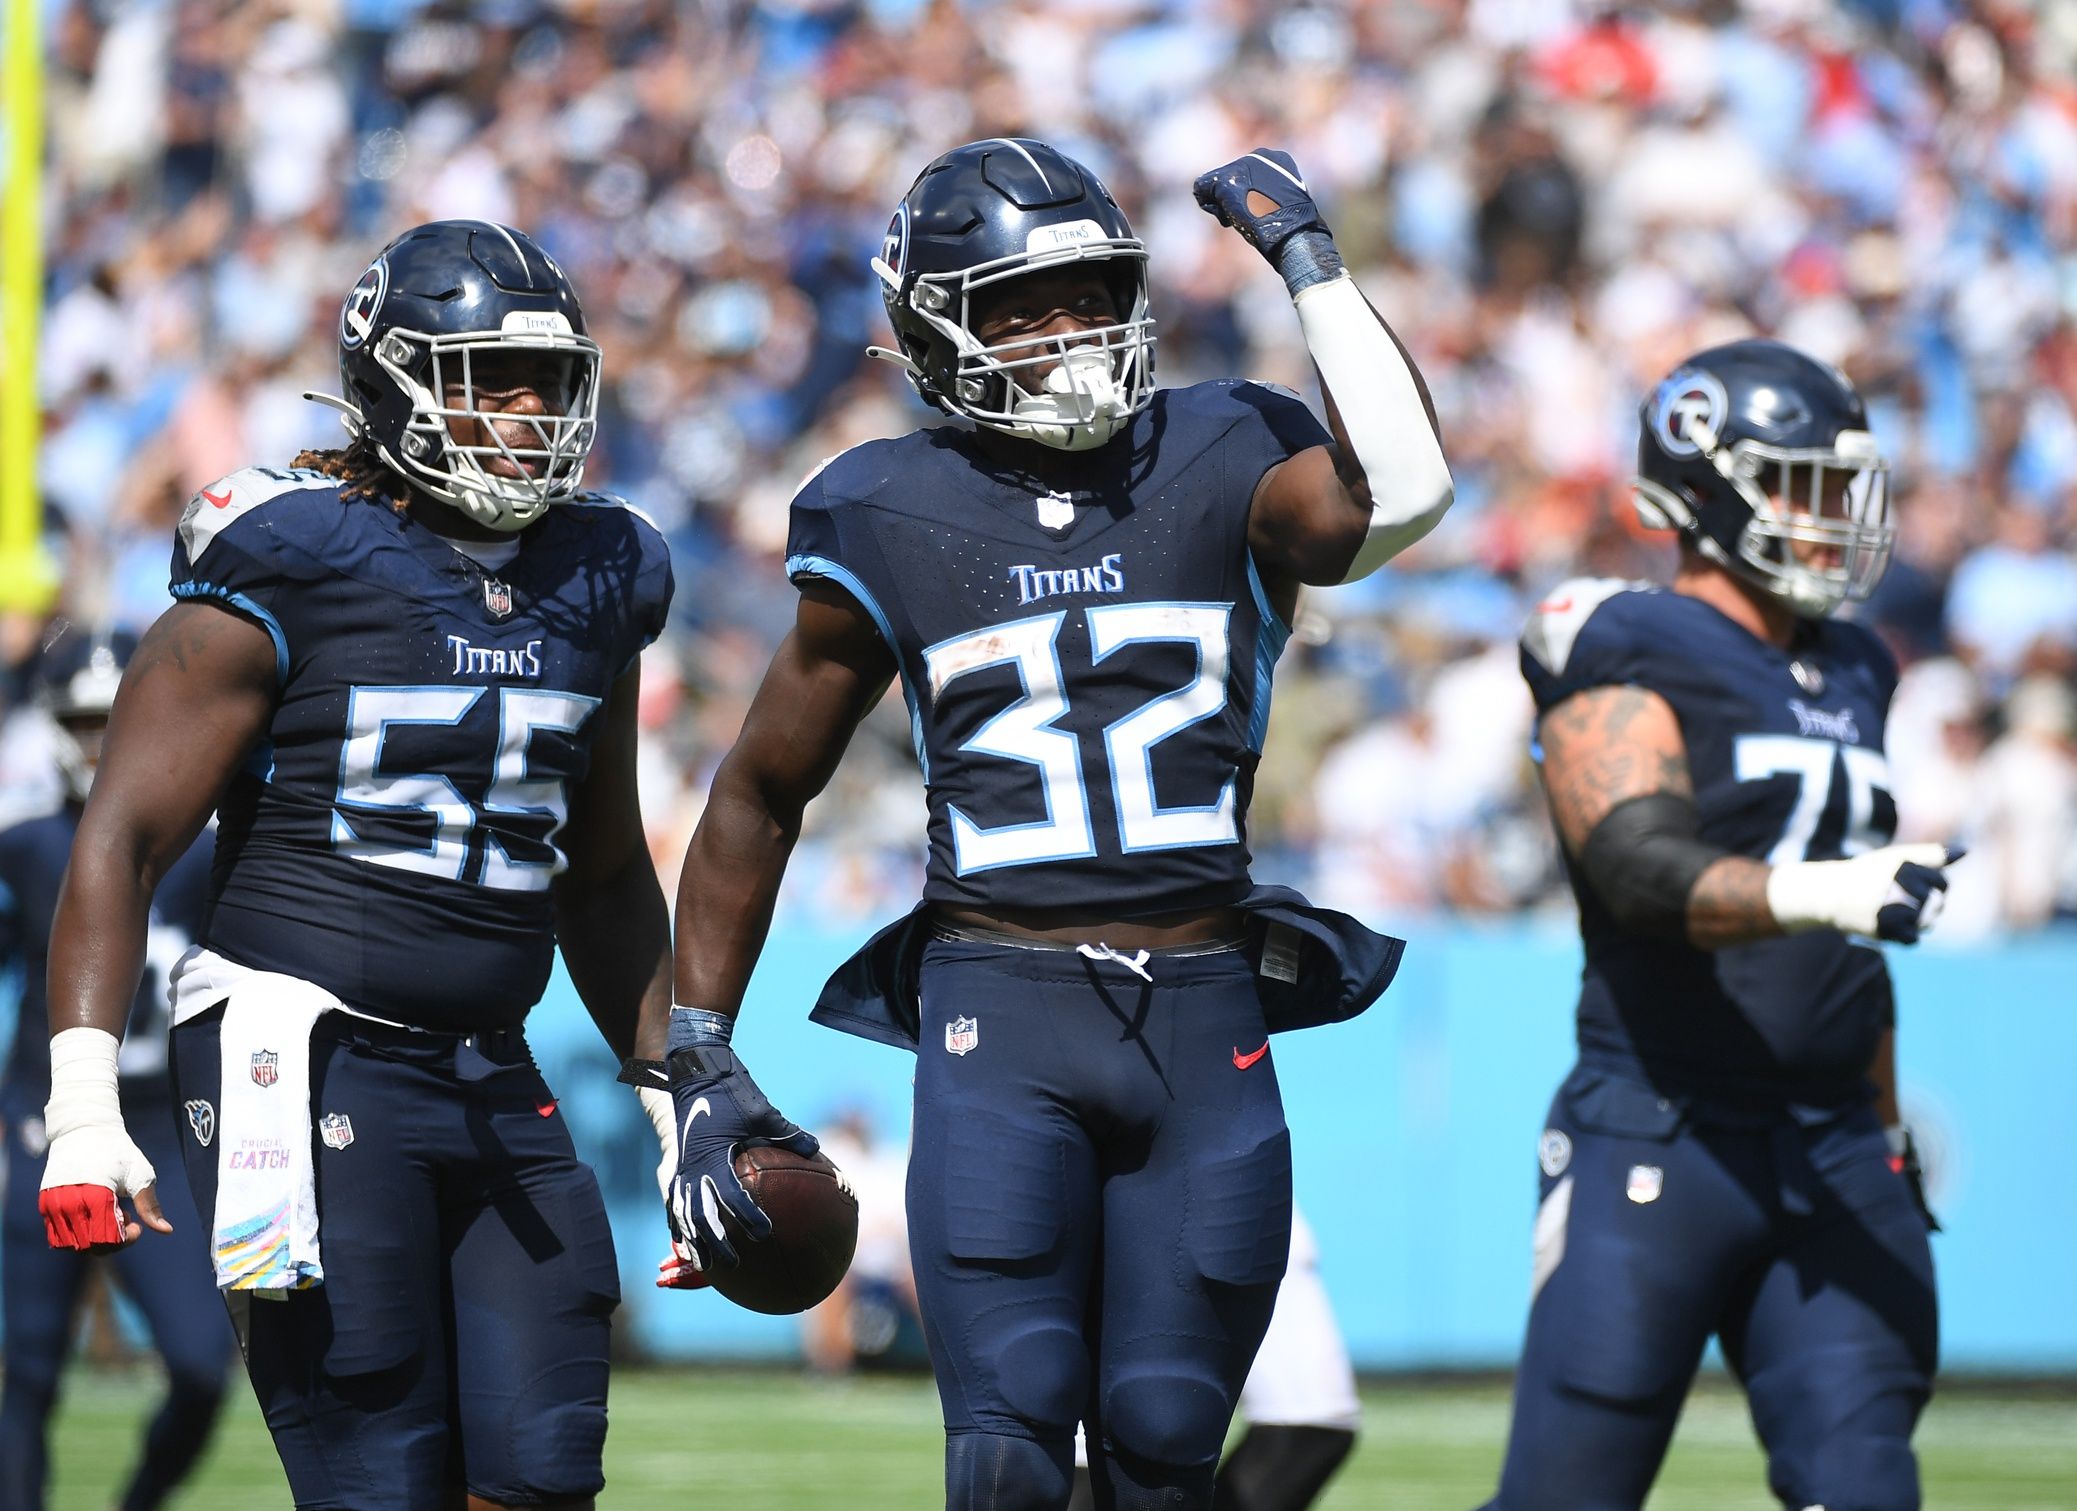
1650;366;1728;458
341;257;389;350
881;202;910;279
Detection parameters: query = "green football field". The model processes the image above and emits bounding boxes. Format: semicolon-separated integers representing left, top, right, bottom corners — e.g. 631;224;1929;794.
37;1367;2077;1509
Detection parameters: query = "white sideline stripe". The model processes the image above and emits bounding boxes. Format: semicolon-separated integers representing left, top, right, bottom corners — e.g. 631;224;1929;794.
993;137;1052;192
477;220;530;275
1246;152;1307;192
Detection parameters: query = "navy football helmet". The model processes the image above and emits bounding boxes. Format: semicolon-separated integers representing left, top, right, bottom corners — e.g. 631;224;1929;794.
308;220;600;531
868;139;1155;451
1633;339;1892;617
32;624;137;801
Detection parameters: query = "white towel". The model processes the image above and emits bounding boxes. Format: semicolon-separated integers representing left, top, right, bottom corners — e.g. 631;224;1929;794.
211;974;340;1292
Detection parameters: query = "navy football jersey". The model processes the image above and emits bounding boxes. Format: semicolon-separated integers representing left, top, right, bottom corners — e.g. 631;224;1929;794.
170;466;673;1029
787;381;1330;916
1521;580;1900;1105
0;809;212;1109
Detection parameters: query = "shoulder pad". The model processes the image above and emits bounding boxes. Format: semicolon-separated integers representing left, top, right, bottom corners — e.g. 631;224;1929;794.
796;453;841;492
1521;577;1647;677
569;489;662;531
178;466;337;563
798;437;908;506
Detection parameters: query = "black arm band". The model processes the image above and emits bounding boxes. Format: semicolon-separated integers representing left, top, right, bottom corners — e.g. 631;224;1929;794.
1577;793;1729;939
616;1057;669;1090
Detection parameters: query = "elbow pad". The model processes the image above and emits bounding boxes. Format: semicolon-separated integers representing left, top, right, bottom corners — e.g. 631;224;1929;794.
1291;276;1454;581
1576;793;1727;939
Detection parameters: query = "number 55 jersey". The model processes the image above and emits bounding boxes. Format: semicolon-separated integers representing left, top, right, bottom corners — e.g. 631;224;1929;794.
170;467;673;1031
1522;579;1900;1108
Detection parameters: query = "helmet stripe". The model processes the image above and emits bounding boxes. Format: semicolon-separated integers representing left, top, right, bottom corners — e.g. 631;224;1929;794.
990;137;1053;192
476;220;532;280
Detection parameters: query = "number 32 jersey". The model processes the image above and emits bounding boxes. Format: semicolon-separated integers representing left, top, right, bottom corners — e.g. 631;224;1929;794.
170;468;673;1030
1521;579;1900;1106
788;381;1329;917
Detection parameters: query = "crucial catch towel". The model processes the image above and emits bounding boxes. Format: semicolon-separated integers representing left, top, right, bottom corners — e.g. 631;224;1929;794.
211;974;340;1292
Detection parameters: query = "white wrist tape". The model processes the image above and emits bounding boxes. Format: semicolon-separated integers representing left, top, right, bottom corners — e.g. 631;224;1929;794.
638;1085;677;1205
42;1027;154;1198
1765;844;1950;936
45;1028;124;1136
1293;275;1454;582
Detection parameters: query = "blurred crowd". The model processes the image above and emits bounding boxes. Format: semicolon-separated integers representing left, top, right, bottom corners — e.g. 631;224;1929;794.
17;0;2077;935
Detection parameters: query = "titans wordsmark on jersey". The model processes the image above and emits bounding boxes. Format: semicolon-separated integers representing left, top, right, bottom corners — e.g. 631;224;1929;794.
788;381;1329;917
170;466;673;1030
1522;579;1901;1106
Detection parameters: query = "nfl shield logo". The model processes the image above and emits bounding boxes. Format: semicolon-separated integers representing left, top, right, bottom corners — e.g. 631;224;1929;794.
483;577;514;620
944;1016;979;1056
1626;1164;1664;1204
1035;491;1075;531
184;1099;215;1148
319;1113;355;1150
250;1050;280;1088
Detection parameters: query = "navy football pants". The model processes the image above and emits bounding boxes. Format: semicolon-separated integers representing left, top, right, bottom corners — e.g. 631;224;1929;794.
909;935;1293;1511
1;1090;233;1511
1488;1069;1938;1511
170;1006;619;1511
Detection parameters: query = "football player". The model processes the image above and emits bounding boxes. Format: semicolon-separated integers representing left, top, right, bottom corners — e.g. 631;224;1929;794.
646;140;1450;1510
36;222;675;1511
1488;340;1954;1511
1;628;229;1511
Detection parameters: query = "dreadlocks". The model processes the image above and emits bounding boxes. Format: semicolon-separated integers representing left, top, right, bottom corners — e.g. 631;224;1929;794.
290;436;407;511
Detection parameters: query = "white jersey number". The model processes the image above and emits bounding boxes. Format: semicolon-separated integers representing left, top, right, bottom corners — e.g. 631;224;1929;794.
331;685;601;891
1733;734;1891;863
923;604;1236;874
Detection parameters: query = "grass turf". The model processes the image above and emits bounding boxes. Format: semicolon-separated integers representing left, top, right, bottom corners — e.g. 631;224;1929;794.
39;1367;2077;1509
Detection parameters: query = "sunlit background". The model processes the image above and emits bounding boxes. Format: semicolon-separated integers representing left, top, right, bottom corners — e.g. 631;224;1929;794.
3;0;2076;1502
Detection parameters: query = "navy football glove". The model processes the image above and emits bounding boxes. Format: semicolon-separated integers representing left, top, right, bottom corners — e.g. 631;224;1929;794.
1192;149;1342;290
662;1043;819;1273
1873;848;1958;945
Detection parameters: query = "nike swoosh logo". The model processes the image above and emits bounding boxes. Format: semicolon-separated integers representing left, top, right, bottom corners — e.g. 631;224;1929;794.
201;487;234;509
680;1096;712;1146
1233;1042;1269;1071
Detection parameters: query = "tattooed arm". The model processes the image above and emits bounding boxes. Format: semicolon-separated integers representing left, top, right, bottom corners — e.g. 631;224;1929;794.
1536;685;1777;949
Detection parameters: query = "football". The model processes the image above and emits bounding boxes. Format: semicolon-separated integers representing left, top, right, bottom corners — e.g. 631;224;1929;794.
711;1146;860;1316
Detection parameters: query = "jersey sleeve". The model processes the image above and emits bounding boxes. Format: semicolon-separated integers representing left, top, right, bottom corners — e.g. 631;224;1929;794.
168;467;335;685
1519;578;1652;714
625;504;676;655
1213;381;1334;499
783;458;900;653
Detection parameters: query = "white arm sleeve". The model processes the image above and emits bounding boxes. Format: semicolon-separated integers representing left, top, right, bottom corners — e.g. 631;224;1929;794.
1292;275;1454;582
